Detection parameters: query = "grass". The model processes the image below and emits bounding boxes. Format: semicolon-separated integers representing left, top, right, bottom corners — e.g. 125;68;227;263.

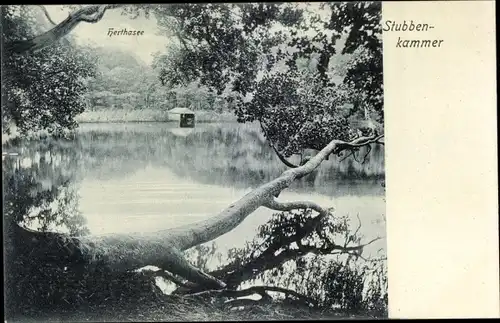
75;108;236;123
9;296;371;322
5;267;382;322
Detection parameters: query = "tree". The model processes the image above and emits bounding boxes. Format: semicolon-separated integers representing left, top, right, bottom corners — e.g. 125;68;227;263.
1;5;98;135
84;47;161;110
152;2;384;166
8;133;383;308
3;3;386;318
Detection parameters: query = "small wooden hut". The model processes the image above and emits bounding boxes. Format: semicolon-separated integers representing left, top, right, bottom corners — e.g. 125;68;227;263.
168;107;196;128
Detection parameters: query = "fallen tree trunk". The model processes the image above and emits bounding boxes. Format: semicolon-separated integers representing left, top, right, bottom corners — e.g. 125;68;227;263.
14;133;383;290
171;198;381;295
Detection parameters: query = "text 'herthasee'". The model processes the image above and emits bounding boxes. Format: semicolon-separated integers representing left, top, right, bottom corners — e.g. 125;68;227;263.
107;28;145;37
383;20;443;48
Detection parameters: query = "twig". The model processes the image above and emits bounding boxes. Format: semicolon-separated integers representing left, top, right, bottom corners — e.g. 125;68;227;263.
259;120;299;168
342;134;385;148
361;144;372;164
338;149;353;162
353;213;363;239
37;5;57;25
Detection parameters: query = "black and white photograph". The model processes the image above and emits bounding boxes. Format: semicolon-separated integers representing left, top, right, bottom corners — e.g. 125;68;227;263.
2;3;386;321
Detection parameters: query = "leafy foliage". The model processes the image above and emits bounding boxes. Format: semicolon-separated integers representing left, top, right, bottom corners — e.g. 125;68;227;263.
330;2;383;120
188;208;388;317
150;2;383;157
2;5;98;135
85;46;236;113
240;71;353;156
151;4;300;94
84;47;155;109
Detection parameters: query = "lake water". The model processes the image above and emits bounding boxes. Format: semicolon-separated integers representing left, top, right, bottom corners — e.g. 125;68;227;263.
3;122;386;272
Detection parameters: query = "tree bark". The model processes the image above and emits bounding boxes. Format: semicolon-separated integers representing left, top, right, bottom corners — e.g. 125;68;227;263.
14;133;383;290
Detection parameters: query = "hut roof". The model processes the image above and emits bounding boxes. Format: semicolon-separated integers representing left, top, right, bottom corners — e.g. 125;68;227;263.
168;107;195;114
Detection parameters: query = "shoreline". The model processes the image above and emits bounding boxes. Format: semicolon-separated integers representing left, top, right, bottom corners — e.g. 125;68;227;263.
75;109;236;124
2;110;238;145
76;120;236;124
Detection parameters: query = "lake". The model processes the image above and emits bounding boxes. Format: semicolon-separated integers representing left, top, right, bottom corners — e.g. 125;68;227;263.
2;122;386;276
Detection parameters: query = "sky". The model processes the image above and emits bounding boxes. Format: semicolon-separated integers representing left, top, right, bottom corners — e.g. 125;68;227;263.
44;5;170;65
42;4;345;67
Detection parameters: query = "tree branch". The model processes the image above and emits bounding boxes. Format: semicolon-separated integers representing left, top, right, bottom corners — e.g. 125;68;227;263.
263;198;330;218
7;5;124;54
337;134;384;151
361;144;372;164
259;120;299;168
167;133;383;286
158;247;226;290
15;133;383;293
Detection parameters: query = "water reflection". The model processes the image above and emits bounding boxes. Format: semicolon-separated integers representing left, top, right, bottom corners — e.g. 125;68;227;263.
3;122;385;256
3;142;89;237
